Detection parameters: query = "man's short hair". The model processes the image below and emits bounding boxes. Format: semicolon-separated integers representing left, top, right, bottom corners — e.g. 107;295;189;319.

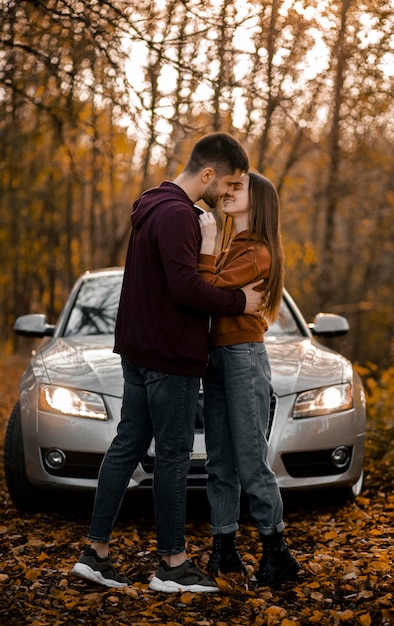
184;132;249;176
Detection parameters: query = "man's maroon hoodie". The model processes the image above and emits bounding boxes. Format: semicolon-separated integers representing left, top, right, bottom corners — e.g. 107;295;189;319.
114;181;245;376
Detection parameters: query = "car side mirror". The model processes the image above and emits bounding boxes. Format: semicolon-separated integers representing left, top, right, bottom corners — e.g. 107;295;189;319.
309;313;349;337
14;314;56;338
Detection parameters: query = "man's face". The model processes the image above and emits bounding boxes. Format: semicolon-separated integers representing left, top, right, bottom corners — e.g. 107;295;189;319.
202;169;243;208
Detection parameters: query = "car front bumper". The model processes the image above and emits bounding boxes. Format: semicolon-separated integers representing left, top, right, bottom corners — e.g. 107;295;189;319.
21;388;365;494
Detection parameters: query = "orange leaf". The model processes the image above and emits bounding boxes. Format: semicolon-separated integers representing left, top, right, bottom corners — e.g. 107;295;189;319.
247;598;267;609
308;611;325;623
369;561;391;572
215;597;231;608
358;591;373;599
323;531;338;540
265;605;287;625
179;592;194;604
124;587;139;598
308;581;322;589
107;595;119;603
329;609;355;621
25;569;40;581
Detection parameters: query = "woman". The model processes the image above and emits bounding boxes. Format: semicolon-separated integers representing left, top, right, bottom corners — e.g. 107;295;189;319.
198;171;300;589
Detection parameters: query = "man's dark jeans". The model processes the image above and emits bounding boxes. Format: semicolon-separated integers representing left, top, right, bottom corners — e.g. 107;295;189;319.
88;358;200;555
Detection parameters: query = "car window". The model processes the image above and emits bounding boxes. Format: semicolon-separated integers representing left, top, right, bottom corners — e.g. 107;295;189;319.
63;273;302;338
63;275;123;337
265;299;302;337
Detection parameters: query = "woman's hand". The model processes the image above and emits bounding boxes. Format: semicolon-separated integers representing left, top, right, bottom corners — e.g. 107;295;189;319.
199;211;217;255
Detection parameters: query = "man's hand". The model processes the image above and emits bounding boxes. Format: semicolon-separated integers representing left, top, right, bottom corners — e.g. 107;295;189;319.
241;280;264;315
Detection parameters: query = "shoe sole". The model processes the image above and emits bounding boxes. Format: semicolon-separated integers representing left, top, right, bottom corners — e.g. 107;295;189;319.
208;567;247;578
272;560;301;589
70;563;129;588
149;576;219;593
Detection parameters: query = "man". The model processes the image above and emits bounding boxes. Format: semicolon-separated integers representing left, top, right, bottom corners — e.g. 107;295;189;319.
71;133;262;593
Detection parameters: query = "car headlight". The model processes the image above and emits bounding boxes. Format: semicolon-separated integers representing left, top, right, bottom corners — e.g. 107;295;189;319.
39;384;108;420
293;383;353;418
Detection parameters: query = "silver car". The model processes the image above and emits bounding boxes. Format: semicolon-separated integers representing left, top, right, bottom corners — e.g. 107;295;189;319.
4;268;366;512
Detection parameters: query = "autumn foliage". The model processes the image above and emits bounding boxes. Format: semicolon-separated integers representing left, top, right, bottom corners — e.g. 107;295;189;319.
0;356;393;625
1;0;393;370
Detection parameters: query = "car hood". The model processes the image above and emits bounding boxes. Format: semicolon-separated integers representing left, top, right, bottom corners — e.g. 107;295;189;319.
40;336;124;397
266;336;350;396
39;335;350;398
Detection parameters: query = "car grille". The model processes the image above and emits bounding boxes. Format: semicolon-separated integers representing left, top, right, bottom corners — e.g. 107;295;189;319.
140;394;278;478
139;458;207;488
281;447;353;478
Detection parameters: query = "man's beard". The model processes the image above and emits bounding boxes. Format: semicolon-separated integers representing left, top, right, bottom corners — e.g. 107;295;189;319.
202;179;220;208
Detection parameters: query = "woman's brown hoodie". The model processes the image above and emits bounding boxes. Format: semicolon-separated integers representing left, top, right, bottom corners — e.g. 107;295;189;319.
198;231;270;347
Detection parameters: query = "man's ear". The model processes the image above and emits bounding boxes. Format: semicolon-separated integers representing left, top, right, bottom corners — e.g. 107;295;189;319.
200;167;216;183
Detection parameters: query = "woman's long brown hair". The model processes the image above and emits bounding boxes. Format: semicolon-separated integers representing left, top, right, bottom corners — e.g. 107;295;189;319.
220;171;285;322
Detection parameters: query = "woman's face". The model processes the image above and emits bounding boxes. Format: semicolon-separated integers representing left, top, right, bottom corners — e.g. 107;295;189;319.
202;169;243;208
222;172;250;218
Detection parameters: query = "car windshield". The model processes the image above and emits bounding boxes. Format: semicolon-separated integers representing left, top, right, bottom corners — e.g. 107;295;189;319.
266;301;302;337
63;273;302;338
63;274;123;337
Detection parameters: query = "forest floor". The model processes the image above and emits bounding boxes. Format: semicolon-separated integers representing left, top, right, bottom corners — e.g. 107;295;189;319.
0;355;393;625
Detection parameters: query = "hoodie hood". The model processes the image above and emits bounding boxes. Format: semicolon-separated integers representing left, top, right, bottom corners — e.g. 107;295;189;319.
131;181;195;230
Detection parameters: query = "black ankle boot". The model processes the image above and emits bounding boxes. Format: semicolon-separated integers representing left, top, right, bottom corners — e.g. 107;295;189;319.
251;533;300;589
206;532;247;577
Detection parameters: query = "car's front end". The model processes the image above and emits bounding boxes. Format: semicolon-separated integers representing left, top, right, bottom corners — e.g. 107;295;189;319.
266;337;366;496
17;333;366;500
4;269;366;512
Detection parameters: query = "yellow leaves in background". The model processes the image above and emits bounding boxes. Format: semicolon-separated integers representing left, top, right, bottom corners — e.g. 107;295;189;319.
284;241;318;270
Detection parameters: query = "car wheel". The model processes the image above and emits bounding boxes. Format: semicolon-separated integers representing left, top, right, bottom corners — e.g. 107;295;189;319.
4;402;44;513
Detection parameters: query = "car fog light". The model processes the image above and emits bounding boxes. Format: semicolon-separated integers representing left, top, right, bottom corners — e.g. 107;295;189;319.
331;446;350;469
45;448;66;470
